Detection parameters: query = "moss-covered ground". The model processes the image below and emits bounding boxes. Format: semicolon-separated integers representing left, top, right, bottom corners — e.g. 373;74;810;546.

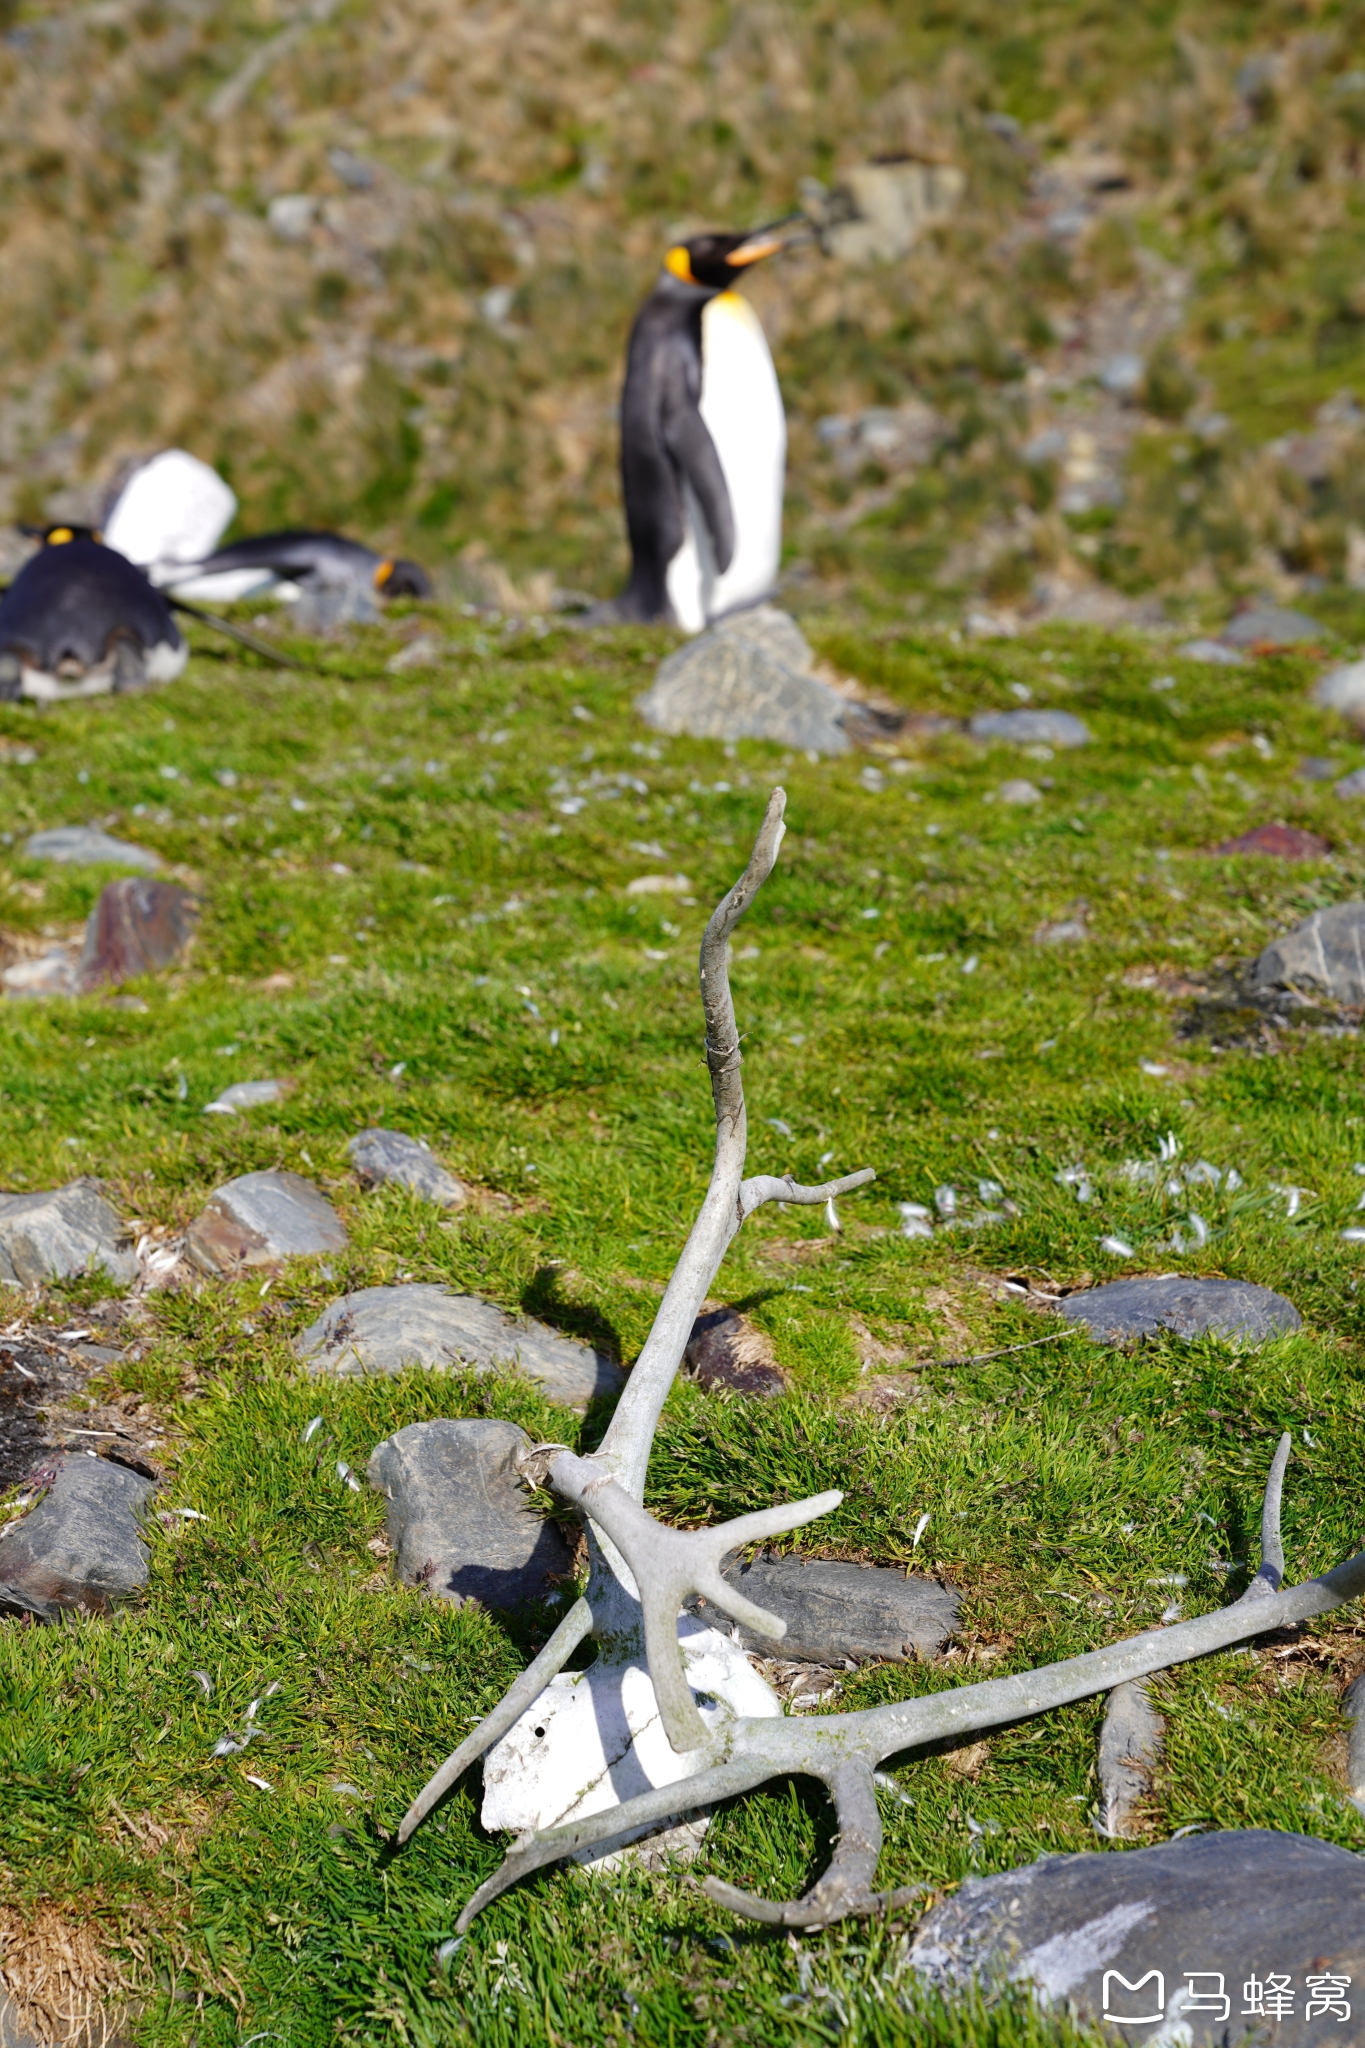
2;607;1365;2043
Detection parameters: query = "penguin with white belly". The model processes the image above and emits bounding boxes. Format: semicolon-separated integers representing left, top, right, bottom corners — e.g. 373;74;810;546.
607;225;793;631
0;527;187;702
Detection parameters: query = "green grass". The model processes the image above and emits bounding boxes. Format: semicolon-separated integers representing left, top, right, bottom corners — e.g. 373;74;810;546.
2;609;1365;2043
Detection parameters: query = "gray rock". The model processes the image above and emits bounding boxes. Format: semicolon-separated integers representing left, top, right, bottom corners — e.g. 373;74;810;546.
1055;1275;1300;1346
637;605;852;755
970;710;1091;747
1338;769;1365;799
909;1830;1365;2040
1098;1679;1164;1837
347;1128;465;1208
0;1455;156;1618
1315;657;1365;721
77;877;197;991
368;1418;572;1609
295;1283;622;1410
185;1168;348;1274
1299;756;1342;781
1221;604;1326;648
1254;900;1365;1001
1176;637;1244;665
0;1179;137;1289
695;1554;959;1666
1345;1672;1365;1804
24;826;161;870
998;778;1043;805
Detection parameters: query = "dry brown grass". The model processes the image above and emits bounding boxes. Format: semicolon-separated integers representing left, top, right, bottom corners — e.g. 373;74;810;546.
0;1907;130;2048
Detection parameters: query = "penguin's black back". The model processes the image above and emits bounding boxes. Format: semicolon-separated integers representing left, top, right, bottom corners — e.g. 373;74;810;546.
0;540;181;669
616;276;735;623
193;530;378;584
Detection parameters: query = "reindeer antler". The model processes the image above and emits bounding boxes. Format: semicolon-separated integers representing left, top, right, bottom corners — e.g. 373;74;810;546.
399;793;1365;1933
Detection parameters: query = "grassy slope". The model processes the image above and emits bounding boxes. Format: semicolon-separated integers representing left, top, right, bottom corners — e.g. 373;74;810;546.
1;609;1365;2041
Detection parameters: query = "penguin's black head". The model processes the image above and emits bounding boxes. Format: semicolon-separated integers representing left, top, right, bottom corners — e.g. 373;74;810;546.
373;557;433;599
664;226;789;291
22;522;105;546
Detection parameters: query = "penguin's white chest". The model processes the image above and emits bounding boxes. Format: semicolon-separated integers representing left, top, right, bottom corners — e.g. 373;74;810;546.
666;291;785;634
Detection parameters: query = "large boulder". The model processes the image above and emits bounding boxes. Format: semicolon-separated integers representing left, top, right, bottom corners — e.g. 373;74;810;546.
693;1554;959;1665
1055;1276;1300;1346
0;1179;137;1289
347;1128;464;1208
368;1418;572;1609
637;606;853;755
1254;901;1365;1003
0;1455;156;1618
909;1830;1365;2041
295;1283;622;1411
185;1169;348;1274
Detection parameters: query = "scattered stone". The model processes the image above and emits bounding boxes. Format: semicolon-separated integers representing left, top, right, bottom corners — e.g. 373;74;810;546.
1298;756;1341;781
385;635;448;673
1055;1275;1300;1346
692;1553;959;1665
970;709;1091;748
1034;916;1086;943
1210;823;1331;858
909;1830;1365;2030
1253;900;1365;1003
185;1169;347;1275
1220;604;1326;649
638;606;858;756
683;1306;784;1396
347;1128;464;1208
202;1079;290;1115
1176;637;1244;665
0;1179;137;1289
0;1455;155;1618
1337;768;1365;799
998;778;1043;805
2;946;79;999
24;826;160;871
367;1418;571;1609
1345;1672;1365;1806
77;879;196;991
1314;657;1365;723
1097;1678;1164;1836
295;1283;622;1410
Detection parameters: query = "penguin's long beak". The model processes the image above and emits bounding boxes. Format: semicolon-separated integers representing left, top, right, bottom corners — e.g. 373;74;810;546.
729;214;814;265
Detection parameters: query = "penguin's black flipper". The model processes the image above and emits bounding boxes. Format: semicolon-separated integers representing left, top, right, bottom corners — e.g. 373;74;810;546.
662;400;735;574
167;597;298;668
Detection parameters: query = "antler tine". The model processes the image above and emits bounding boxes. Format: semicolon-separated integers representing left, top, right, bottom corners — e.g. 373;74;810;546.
453;1759;775;1933
544;1449;843;1752
1240;1429;1291;1604
701;1756;917;1928
395;1597;594;1845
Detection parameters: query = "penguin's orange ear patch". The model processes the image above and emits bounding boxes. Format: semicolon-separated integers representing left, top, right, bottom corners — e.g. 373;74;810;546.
47;527;74;545
374;558;395;591
664;245;695;284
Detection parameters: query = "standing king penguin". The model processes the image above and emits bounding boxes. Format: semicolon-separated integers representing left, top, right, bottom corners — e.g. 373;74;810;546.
611;226;791;631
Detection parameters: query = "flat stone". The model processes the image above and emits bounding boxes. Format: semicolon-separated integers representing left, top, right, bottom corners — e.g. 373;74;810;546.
0;1179;137;1289
76;878;197;992
1337;769;1365;799
1254;900;1365;1002
185;1169;347;1274
909;1831;1365;2037
1343;1672;1365;1804
1097;1679;1164;1837
1315;657;1365;720
347;1128;464;1208
2;946;78;999
1210;822;1331;858
637;605;852;755
24;826;160;870
683;1306;784;1396
998;778;1043;805
1221;604;1326;648
695;1553;959;1665
1299;755;1341;781
0;1455;156;1618
367;1418;571;1609
1176;637;1244;665
1055;1275;1300;1345
969;710;1091;747
295;1283;622;1410
202;1078;290;1115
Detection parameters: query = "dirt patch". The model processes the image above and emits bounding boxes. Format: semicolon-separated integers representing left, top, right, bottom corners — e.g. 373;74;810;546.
0;1906;132;2048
